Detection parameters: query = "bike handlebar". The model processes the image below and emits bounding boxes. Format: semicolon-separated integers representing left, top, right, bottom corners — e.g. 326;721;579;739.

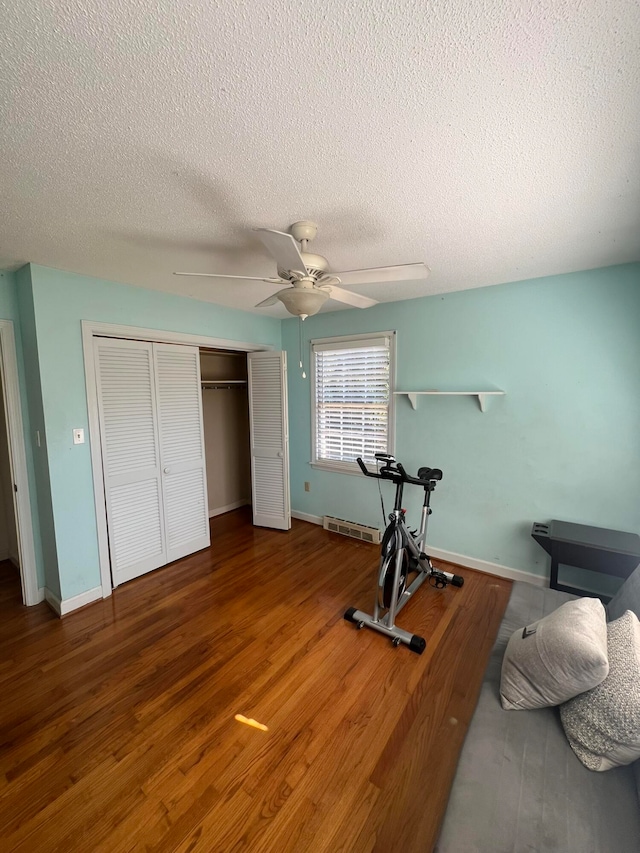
356;456;442;487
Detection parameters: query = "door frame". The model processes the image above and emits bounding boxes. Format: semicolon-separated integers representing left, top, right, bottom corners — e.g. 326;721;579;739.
0;320;40;606
82;321;272;599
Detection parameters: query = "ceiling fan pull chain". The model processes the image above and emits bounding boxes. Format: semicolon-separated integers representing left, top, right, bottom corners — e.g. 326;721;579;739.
299;317;307;379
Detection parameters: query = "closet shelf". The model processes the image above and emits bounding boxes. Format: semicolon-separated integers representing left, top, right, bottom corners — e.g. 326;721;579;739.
394;390;506;413
201;379;247;388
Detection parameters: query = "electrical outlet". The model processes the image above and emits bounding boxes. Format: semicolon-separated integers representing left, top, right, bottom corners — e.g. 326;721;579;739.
304;481;310;492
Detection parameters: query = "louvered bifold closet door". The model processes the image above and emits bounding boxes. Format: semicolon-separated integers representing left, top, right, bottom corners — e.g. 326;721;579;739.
95;338;167;586
154;343;210;562
247;351;291;530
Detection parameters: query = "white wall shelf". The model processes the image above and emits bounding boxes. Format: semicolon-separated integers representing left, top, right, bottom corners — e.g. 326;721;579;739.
394;390;506;412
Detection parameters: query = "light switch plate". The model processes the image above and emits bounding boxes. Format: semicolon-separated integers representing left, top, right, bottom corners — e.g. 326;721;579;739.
73;428;85;445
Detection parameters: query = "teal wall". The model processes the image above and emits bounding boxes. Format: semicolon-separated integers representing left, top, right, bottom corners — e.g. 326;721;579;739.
28;264;282;599
282;264;640;585
0;269;47;590
5;260;639;602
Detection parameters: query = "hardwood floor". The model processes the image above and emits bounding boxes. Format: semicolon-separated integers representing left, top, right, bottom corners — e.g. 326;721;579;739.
0;511;511;852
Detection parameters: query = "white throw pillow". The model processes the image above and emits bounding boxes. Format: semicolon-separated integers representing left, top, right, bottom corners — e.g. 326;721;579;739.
500;597;609;710
560;610;640;771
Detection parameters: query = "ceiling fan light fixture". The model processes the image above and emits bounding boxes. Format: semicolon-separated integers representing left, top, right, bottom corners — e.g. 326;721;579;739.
277;287;329;318
175;221;426;314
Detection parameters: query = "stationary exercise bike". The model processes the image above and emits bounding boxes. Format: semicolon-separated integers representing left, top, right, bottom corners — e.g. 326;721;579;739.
344;453;464;654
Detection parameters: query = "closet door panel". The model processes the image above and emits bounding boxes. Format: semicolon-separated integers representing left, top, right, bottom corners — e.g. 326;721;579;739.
154;343;210;562
109;479;164;580
95;339;167;585
163;468;208;551
247;351;291;530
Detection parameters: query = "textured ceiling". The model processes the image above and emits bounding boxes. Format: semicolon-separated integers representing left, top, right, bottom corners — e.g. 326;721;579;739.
1;1;639;318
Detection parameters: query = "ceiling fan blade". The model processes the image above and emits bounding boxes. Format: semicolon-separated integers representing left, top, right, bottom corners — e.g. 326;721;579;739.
174;272;282;283
254;292;282;308
253;228;308;273
330;263;429;287
321;285;378;309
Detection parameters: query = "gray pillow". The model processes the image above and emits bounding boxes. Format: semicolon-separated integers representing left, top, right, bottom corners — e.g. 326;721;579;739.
500;597;609;710
560;610;640;771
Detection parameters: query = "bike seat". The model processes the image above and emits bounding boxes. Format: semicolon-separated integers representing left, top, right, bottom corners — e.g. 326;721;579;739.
418;466;443;482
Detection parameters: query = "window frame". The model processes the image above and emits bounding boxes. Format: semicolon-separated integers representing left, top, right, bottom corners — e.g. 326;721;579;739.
310;330;396;475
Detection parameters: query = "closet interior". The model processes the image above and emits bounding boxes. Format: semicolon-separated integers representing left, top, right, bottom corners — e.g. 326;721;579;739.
199;349;251;519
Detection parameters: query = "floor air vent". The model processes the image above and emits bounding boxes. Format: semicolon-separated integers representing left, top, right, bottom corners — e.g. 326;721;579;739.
322;516;381;545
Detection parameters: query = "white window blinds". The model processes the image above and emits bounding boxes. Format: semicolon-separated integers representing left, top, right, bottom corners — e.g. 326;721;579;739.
312;334;393;467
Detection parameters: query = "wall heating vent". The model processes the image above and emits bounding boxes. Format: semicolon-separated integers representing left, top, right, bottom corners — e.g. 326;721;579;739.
322;516;381;545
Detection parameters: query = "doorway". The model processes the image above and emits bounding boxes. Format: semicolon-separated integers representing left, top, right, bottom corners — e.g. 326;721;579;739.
0;319;39;606
0;370;19;574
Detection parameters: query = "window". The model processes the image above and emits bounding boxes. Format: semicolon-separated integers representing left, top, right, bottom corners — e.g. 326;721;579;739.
311;333;395;472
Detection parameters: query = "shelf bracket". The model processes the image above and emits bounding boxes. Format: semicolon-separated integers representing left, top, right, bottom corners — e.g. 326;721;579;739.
394;390;505;412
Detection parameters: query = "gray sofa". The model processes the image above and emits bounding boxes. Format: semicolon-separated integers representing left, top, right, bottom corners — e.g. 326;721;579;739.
436;565;640;852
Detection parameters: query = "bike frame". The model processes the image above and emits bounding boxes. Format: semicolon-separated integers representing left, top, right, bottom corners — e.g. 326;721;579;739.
344;454;463;653
372;478;435;637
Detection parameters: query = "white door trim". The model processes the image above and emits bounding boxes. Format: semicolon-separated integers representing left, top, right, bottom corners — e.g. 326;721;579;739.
82;320;273;599
0;320;41;606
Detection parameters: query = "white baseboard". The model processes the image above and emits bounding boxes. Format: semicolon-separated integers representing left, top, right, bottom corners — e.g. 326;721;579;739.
425;547;547;587
45;585;103;617
209;499;250;519
292;510;324;525
291;510;547;587
44;588;61;615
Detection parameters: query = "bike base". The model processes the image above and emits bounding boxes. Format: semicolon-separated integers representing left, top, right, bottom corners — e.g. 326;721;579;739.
344;608;426;654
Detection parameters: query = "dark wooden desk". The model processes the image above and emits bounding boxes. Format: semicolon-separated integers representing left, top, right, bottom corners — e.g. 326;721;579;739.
532;520;640;601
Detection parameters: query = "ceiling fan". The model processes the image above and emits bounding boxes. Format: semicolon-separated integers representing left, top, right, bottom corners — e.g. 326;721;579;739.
175;220;429;319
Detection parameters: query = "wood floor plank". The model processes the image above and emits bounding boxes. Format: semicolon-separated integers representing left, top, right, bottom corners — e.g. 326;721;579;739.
0;509;511;852
366;576;511;852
